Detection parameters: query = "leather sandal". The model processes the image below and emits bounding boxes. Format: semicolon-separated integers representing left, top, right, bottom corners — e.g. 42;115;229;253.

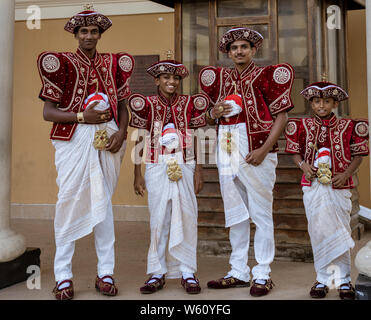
140;275;165;294
250;278;274;297
52;279;74;300
207;276;250;289
338;282;355;300
95;275;118;296
309;281;329;299
181;276;201;294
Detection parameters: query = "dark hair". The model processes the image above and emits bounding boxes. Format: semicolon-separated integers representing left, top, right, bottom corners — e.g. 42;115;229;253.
309;96;337;101
227;40;254;52
73;25;103;34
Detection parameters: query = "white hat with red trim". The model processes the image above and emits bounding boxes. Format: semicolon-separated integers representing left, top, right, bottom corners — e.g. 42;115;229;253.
314;147;332;168
83;92;110;111
159;123;179;150
223;94;243;118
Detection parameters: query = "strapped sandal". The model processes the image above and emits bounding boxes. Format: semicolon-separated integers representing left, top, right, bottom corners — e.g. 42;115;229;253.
52;279;74;300
140;275;165;294
207;276;250;289
310;281;329;299
95;275;118;296
250;278;275;297
181;276;201;294
338;282;355;300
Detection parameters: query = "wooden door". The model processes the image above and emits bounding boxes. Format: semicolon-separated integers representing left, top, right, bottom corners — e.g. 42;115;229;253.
176;0;348;117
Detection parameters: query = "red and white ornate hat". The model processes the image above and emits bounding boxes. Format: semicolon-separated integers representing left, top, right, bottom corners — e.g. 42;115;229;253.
314;147;332;168
300;82;349;101
223;94;243;118
219;27;264;53
146;60;189;79
64;10;112;33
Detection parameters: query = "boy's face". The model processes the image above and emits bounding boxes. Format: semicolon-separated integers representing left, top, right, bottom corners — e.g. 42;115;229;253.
311;97;339;118
75;25;101;51
228;40;256;67
155;73;181;96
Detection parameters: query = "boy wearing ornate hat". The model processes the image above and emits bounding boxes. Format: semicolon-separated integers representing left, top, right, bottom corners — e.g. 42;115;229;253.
128;60;209;294
199;27;295;297
37;10;134;299
284;82;369;299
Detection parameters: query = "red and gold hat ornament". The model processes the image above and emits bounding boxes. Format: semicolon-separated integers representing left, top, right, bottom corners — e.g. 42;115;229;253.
146;60;189;79
64;10;112;33
219;27;264;53
300;82;348;101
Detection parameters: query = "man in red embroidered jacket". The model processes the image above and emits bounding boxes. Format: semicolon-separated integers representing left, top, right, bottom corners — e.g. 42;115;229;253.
199;27;294;297
37;10;134;299
284;82;369;300
128;60;209;295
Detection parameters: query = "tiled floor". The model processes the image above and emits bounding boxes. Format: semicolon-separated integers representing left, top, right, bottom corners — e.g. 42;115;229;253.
0;218;370;300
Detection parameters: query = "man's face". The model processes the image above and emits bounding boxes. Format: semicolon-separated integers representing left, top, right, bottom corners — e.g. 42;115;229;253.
75;25;101;51
155;74;181;96
228;40;256;66
311;97;338;118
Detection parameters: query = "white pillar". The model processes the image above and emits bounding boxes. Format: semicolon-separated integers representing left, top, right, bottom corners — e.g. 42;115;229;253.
367;0;371;199
0;0;26;262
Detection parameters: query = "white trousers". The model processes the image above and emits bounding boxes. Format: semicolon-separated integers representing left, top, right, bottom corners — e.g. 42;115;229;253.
154;199;196;276
54;207;115;282
316;250;351;286
216;124;276;282
226;176;275;282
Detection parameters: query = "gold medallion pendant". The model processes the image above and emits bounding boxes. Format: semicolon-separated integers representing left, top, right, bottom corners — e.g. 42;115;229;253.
316;162;332;185
166;158;182;182
93;129;109;150
220;131;235;154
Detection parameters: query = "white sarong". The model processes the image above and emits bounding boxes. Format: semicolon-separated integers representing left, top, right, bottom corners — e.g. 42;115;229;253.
302;180;354;273
145;152;198;279
216;123;277;280
217;123;277;228
52;119;126;246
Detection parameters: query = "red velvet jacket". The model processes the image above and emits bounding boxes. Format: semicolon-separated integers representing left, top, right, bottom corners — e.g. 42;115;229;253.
37;48;134;140
199;61;294;152
128;92;209;163
285;114;369;189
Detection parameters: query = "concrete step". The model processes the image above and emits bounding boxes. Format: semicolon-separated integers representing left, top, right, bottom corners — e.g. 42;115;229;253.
197;197;305;213
199;180;303;199
277;152;296;167
201;151;297;167
273;198;305;213
202;166;303;184
198;219;364;261
198;211;309;231
198;225;311;244
202;167;219;182
273;183;303;199
197;181;221;197
275;167;302;183
197;239;314;262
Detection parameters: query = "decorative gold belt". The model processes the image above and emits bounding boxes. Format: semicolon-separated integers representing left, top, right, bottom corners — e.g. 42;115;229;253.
316;162;332;185
93;128;109;150
166;158;182;182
